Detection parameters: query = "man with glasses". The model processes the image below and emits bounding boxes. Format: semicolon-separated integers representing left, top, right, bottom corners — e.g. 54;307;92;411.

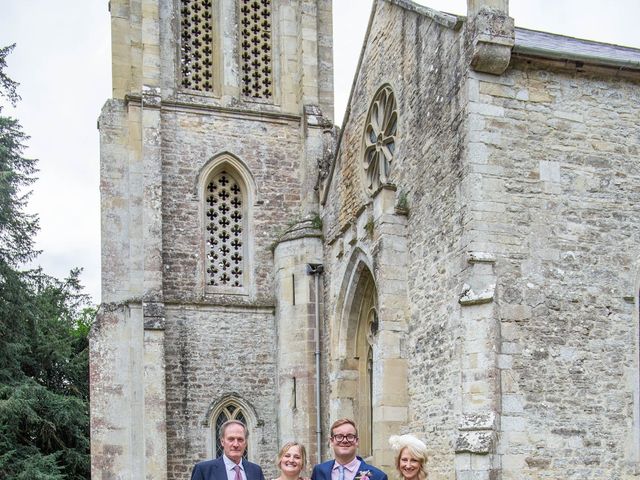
311;418;387;480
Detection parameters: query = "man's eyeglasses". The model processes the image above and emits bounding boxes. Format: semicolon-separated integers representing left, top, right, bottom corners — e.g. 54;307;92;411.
331;434;357;443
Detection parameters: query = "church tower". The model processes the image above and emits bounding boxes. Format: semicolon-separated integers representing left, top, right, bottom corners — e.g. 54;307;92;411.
91;1;334;478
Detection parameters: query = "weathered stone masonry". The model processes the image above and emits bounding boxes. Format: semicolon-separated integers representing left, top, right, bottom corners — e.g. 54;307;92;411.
319;1;640;479
93;0;640;479
93;1;334;479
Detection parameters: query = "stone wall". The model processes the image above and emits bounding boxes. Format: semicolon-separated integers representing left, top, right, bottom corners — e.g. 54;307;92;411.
321;1;640;478
96;1;335;479
321;1;468;477
160;108;307;303
164;306;279;480
97;0;640;479
469;58;640;478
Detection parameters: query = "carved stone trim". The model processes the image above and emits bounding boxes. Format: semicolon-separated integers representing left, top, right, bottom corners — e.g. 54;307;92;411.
455;411;497;454
459;282;495;305
458;411;497;431
142;85;162;107
455;430;496;454
469;7;515;75
467;251;496;264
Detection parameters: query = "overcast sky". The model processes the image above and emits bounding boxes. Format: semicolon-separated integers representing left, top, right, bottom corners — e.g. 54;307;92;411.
0;0;638;304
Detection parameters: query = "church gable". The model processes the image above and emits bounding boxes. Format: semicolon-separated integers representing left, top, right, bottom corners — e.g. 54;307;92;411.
319;1;469;472
320;1;640;478
321;0;464;243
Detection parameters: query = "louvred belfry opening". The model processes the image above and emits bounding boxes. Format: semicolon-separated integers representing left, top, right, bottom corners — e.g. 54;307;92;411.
180;0;215;92
239;0;273;99
205;171;244;287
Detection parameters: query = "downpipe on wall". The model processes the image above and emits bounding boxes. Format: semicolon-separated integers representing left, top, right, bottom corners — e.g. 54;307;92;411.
306;263;324;464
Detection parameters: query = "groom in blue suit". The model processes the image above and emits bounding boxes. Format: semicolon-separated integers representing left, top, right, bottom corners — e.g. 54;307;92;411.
311;419;387;480
191;420;266;480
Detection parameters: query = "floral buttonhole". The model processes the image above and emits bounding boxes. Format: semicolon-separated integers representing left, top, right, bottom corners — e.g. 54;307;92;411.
355;471;373;480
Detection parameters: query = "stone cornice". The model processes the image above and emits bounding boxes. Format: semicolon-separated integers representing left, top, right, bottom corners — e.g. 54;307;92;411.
124;94;302;124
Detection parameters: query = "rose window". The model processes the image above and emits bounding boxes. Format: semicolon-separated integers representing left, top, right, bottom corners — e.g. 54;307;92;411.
363;85;397;192
180;0;215;92
205;171;244;287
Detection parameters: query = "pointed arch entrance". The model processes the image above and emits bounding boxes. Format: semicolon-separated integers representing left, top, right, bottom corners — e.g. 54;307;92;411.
331;252;378;459
330;246;408;469
351;266;377;458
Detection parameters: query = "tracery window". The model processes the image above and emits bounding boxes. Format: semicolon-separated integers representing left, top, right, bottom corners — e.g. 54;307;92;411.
239;0;273;99
214;403;249;459
205;170;245;288
180;0;215;92
363;85;398;192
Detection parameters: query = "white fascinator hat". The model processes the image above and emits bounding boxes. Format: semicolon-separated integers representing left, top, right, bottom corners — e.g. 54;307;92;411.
388;434;428;455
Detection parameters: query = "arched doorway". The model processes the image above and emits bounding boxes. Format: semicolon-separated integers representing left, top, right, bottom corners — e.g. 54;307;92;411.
330;247;408;469
331;253;378;460
352;268;377;458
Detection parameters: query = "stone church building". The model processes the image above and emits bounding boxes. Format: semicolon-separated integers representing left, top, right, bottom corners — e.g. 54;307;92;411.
90;0;640;478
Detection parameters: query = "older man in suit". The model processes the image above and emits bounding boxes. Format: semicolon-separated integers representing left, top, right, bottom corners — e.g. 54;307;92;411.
311;419;387;480
191;420;266;480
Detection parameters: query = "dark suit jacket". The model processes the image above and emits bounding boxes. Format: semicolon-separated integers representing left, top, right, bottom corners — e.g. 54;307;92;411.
311;457;387;480
191;456;266;480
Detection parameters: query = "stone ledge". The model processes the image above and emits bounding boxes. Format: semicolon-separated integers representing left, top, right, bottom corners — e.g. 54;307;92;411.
467;251;496;264
276;216;323;244
459;283;495;305
124;94;302;124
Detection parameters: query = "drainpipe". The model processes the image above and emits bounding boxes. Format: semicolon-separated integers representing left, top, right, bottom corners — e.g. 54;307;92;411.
306;263;324;464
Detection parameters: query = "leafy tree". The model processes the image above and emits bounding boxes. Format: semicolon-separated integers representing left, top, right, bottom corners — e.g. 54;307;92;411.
0;44;92;480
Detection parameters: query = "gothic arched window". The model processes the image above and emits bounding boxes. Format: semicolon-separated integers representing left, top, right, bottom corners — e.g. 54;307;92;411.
354;272;377;458
204;169;246;290
213;403;249;460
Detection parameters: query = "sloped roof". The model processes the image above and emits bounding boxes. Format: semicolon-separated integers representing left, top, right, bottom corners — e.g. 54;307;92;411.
514;27;640;71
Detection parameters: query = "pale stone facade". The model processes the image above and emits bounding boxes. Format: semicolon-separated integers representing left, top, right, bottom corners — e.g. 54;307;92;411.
92;0;640;479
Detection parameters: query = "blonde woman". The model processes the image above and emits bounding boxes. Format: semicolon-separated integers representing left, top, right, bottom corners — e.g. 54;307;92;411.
274;442;308;480
388;435;428;480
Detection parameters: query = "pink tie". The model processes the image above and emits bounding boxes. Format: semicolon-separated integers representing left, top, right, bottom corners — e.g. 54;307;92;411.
234;465;242;480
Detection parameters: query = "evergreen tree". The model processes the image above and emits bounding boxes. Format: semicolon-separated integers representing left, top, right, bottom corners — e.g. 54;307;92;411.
0;44;91;480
